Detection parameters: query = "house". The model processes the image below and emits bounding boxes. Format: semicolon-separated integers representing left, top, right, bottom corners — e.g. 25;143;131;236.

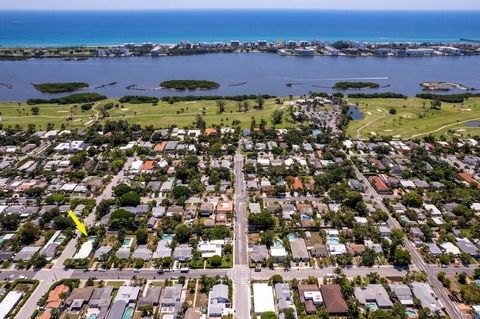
153;240;172;259
440;242;461;256
208;284;230;317
370;176;391;194
198;241;223;258
173;244;193;261
290;238;309;261
0;291;23;319
320;285;348;315
298;284;322;314
132;245;152;261
275;283;296;313
252;283;275;314
66;287;94;310
88;286;113;319
14;246;40;261
427;243;443;257
46;284;70;309
138;286;161;307
354;284;393;309
456;237;479;257
389;284;413;306
74;239;94;259
160;284;184;316
251;245;269;263
310;243;328;257
472;305;480;319
411;282;444;314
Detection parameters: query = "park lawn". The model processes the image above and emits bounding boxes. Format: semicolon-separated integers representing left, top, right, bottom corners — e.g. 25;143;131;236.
100;98;293;129
346;97;480;140
0;102;95;130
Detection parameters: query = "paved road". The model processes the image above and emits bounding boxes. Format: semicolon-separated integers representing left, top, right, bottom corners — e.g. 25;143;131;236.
349;155;464;319
233;145;250;319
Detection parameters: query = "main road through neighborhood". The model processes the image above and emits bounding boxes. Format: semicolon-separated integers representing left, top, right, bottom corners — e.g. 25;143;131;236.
233;145;251;319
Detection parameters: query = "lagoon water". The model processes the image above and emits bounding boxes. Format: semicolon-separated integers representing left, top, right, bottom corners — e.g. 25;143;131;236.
0;10;479;46
1;54;480;101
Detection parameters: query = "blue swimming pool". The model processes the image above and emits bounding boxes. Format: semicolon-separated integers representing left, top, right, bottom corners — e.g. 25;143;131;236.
287;233;297;241
122;307;134;319
162;234;174;242
273;239;284;248
327;237;340;244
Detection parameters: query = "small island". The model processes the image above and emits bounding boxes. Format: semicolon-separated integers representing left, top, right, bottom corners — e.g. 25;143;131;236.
159;80;220;90
334;81;380;90
421;81;469;91
33;82;89;93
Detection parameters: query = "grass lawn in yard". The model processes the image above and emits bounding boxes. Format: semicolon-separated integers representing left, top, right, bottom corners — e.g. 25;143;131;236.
105;280;126;288
346;97;480;140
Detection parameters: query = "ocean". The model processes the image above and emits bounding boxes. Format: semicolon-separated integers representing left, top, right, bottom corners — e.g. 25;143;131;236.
0;10;479;47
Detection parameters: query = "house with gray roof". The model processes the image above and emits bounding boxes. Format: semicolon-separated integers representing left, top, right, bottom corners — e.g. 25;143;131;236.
95;246;112;260
115;247;131;259
290;238;309;261
160;284;183;316
173;244;193;262
275;283;296;316
208;284;230;317
411;282;444;314
456;237;479;257
14;246;40;261
389;284;413;306
251;245;269;263
153;240;171;259
132;245;152;260
427;243;443;256
138;286;161;307
354;284;393;309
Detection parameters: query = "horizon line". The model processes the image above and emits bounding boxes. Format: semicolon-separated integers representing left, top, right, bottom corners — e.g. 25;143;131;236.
1;8;480;11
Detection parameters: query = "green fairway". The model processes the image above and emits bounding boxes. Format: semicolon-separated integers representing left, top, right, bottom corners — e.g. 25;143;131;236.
0;98;292;130
346;97;480;140
0;102;95;130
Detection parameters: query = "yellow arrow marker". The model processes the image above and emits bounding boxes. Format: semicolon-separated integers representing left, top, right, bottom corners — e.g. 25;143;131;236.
67;210;88;236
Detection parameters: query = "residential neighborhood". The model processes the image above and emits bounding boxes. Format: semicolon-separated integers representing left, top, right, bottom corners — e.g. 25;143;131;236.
0;95;479;319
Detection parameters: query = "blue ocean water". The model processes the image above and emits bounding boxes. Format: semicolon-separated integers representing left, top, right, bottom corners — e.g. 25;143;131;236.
0;10;479;46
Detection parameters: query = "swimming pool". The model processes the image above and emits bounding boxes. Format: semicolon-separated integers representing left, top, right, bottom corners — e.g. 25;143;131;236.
122;306;134;319
122;237;134;248
53;235;66;244
366;302;378;311
162;234;174;242
87;314;97;319
287;233;297;241
301;215;312;221
405;309;417;318
327;237;340;244
273;239;284;248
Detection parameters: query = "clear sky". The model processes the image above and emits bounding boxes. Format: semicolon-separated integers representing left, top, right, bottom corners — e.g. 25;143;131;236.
2;0;480;10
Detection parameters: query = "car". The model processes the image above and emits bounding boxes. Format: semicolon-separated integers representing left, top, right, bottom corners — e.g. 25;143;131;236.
180;267;190;273
157;269;164;274
134;269;141;273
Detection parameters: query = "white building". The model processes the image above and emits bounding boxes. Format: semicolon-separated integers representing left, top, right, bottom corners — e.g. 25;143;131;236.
252;283;275;314
0;291;23;319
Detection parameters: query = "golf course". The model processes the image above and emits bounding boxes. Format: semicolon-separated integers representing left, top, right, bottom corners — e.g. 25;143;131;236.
346;97;480;140
0;97;293;130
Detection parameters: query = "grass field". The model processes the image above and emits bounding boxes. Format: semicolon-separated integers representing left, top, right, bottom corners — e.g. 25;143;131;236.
0;98;292;130
0;102;95;130
346;97;480;140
